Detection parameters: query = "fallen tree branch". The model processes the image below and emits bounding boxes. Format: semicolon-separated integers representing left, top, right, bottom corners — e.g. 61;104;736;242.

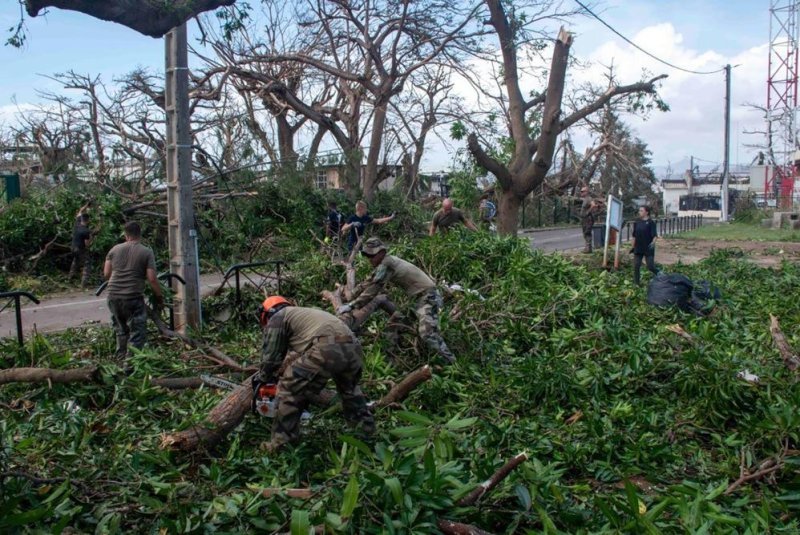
148;308;247;372
375;365;432;408
161;364;431;451
724;447;786;495
436;520;494;535
456;452;529;507
160;375;255;451
261;487;314;499
0;366;99;386
666;324;694;343
769;314;800;371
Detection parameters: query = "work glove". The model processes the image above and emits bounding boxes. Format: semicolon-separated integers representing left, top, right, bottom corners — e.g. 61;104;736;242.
337;303;353;315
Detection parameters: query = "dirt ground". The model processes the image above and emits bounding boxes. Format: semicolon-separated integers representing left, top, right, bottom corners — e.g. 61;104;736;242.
656;238;800;267
564;238;800;268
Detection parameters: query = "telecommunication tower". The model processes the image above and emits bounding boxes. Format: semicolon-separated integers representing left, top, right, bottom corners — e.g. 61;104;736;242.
766;0;800;201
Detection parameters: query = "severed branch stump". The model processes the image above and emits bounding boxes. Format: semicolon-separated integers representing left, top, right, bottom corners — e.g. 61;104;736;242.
0;366;99;385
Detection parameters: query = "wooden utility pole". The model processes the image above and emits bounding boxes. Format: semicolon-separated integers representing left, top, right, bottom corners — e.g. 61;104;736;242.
165;24;201;331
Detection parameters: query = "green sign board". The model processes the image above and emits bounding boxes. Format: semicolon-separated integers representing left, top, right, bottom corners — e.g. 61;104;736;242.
1;173;21;203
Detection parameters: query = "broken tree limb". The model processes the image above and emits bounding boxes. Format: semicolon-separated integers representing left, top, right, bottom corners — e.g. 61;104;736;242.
436;520;494;535
0;366;99;386
261;488;314;499
769;314;800;371
161;364;431;451
160;375;255;451
375;365;432;408
456;452;529;507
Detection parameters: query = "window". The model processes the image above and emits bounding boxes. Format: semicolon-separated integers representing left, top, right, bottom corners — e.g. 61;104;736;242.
315;169;328;190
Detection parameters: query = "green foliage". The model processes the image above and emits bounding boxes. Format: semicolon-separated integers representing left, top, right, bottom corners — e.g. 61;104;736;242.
3;232;800;533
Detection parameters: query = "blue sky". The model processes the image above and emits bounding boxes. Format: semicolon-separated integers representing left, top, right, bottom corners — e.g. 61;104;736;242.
0;1;776;173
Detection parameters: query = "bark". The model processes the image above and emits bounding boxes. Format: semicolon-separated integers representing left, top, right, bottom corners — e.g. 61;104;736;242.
363;100;390;202
0;366;98;385
261;488;314;499
375;365;432;407
769;314;800;371
160;377;254;451
26;0;236;38
456;452;529;506
496;193;522;238
436;520;494;535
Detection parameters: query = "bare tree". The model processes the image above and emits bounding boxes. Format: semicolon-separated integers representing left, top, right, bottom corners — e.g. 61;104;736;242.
464;1;667;236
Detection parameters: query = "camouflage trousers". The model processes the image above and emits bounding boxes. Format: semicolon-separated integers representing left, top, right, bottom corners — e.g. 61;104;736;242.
69;248;91;286
581;217;594;252
272;340;374;447
107;296;147;358
414;289;455;363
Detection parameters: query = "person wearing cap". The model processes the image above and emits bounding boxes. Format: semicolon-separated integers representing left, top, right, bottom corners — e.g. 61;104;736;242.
337;237;455;364
103;221;164;358
579;186;601;253
429;198;478;235
255;296;375;453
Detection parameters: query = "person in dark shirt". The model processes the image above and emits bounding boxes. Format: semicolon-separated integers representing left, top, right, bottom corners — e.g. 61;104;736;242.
325;201;343;239
340;200;394;251
630;205;659;285
69;213;92;287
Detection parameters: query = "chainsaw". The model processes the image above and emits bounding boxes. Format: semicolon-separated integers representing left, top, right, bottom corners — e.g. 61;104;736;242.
200;375;310;420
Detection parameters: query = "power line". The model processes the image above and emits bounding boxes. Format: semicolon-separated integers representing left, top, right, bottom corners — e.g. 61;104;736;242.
573;0;727;76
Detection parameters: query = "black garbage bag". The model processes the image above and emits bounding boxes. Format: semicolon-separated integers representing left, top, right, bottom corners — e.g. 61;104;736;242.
646;273;694;312
647;273;720;315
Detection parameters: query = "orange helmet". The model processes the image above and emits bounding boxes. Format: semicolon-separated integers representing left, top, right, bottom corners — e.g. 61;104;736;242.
259;296;291;326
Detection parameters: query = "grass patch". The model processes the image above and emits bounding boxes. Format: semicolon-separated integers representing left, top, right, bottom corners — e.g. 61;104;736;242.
678;222;800;242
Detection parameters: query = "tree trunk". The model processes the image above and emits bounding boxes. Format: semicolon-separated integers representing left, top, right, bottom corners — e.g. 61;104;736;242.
496;191;522;236
363;101;389;202
0;366;99;385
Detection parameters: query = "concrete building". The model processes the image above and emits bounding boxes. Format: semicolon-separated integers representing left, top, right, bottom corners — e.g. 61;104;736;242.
661;166;753;217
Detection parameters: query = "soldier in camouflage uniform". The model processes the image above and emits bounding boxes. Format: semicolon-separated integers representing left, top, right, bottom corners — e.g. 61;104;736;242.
579;186;600;253
337;237;455;364
255;296;375;453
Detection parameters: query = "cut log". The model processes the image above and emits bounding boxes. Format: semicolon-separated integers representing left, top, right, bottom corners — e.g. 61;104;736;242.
0;366;99;385
769;314;800;371
456;452;529;507
436;519;494;535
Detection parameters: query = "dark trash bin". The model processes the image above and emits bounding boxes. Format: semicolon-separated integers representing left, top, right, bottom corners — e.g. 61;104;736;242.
592;224;605;248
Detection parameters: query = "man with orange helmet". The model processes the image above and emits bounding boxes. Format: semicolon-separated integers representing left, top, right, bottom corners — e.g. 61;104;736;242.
254;296;375;453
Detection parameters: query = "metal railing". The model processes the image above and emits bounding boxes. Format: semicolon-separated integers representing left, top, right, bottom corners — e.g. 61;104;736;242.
0;290;40;346
622;215;703;241
219;261;286;315
95;272;185;330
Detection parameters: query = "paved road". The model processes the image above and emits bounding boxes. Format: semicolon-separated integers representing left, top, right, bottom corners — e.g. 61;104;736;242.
523;226;587;252
0;274;224;339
